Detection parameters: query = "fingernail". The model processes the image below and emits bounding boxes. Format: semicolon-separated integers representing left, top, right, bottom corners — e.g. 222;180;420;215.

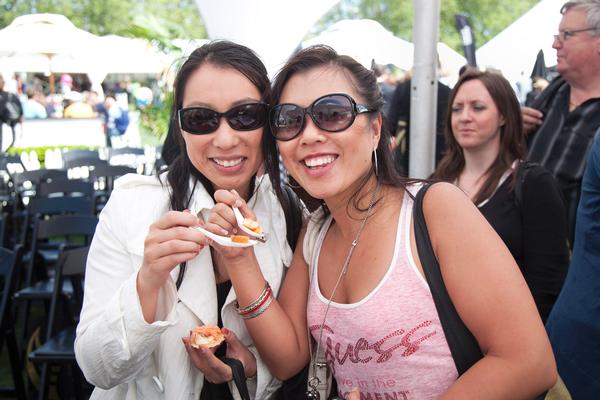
221;327;229;335
235;199;242;207
221;228;229;236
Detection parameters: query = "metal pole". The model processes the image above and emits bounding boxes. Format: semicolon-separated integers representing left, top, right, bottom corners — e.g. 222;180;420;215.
410;0;440;178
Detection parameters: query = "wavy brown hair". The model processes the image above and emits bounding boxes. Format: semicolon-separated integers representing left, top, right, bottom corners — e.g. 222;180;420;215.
432;69;526;204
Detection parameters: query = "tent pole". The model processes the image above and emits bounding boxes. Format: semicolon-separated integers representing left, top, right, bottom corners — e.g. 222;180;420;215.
409;0;439;178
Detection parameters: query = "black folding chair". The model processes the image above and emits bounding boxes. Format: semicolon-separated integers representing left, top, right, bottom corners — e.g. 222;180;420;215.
28;245;90;400
36;179;95;200
60;149;100;166
0;245;28;400
88;164;136;213
10;169;70;246
14;214;98;357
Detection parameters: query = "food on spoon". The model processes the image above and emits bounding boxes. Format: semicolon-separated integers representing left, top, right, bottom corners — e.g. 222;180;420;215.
242;218;263;234
190;325;225;349
231;235;250;244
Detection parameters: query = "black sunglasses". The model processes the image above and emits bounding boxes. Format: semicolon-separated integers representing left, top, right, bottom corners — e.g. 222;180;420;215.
178;102;268;135
269;93;375;141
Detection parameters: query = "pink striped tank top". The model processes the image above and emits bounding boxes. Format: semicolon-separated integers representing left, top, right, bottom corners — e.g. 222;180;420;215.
306;186;458;399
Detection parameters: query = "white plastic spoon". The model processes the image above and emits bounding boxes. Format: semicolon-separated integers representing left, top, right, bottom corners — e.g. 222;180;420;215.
232;207;267;243
195;226;258;248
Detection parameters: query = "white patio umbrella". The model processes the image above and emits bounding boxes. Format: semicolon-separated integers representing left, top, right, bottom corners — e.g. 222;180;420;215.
0;13;102;93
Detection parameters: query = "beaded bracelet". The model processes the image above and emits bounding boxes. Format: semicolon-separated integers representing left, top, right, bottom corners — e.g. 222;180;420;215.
240;290;274;320
235;281;271;315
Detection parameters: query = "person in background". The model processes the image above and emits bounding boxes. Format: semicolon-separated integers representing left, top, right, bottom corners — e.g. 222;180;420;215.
103;95;127;147
22;88;47;119
433;69;569;322
75;40;299;399
63;91;96;118
546;130;600;398
525;77;550;107
522;0;600;245
205;45;556;399
387;70;451;175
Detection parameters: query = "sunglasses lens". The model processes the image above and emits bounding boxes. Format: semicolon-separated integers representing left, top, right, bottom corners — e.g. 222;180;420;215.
271;104;305;141
226;103;267;131
180;108;219;134
312;95;354;132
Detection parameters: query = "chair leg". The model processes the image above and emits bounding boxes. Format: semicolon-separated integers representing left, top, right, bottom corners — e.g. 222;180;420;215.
37;363;48;400
72;364;85;400
6;324;28;400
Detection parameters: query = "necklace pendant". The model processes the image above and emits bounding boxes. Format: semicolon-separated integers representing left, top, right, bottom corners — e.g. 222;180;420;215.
305;388;320;400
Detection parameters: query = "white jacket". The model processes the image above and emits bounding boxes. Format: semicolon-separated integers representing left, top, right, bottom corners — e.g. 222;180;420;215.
75;173;293;399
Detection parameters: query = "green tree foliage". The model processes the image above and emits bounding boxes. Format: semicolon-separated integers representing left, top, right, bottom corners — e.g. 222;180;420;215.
315;0;542;52
0;0;205;39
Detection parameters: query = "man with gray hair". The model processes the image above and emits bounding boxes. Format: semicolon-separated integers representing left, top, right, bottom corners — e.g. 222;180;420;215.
522;0;600;245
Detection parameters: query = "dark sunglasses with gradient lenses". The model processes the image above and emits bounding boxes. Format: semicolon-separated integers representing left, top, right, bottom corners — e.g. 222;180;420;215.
269;93;374;141
178;102;268;135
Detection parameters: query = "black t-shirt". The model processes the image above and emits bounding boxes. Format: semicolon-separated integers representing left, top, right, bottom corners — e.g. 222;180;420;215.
478;164;569;322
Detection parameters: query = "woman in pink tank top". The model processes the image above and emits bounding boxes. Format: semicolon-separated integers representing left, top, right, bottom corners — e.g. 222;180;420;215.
205;46;557;399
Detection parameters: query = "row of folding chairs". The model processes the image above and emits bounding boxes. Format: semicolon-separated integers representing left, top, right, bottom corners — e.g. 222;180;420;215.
1;241;92;400
0;154;120;399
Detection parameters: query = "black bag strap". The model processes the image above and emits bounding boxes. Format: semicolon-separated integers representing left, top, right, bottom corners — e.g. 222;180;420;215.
413;183;484;375
221;357;251;400
514;160;536;212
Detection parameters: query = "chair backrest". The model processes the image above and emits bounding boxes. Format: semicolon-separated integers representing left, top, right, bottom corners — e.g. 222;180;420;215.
109;146;145;171
20;196;94;247
12;169;69;189
12;169;69;205
109;146;145;158
25;214;98;288
37;179;95;199
88;164;136;193
61;149;100;165
63;157;108;170
46;245;89;339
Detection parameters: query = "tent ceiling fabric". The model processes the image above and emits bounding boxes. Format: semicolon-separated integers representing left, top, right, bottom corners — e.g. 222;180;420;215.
195;0;340;76
302;19;465;77
476;0;563;83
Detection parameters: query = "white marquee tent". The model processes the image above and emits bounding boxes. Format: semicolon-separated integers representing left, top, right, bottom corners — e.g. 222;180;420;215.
195;0;340;76
476;0;563;84
302;19;466;83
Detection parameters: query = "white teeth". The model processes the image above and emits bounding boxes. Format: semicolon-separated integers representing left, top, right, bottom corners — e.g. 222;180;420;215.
304;155;336;168
213;158;243;167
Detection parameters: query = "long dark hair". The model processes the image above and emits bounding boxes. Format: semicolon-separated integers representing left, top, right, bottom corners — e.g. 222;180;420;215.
271;45;416;213
159;40;284;211
432;69;526;204
159;40;295;285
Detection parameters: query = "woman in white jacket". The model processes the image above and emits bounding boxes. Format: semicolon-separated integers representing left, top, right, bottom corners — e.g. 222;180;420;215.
75;41;299;399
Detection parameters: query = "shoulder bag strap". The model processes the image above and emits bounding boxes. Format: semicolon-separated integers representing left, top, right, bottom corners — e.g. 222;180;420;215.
222;357;251;400
413;183;484;375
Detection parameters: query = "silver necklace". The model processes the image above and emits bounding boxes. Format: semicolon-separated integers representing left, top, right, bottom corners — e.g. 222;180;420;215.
306;182;381;400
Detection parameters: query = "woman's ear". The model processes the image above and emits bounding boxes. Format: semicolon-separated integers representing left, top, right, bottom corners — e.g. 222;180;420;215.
370;113;383;150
